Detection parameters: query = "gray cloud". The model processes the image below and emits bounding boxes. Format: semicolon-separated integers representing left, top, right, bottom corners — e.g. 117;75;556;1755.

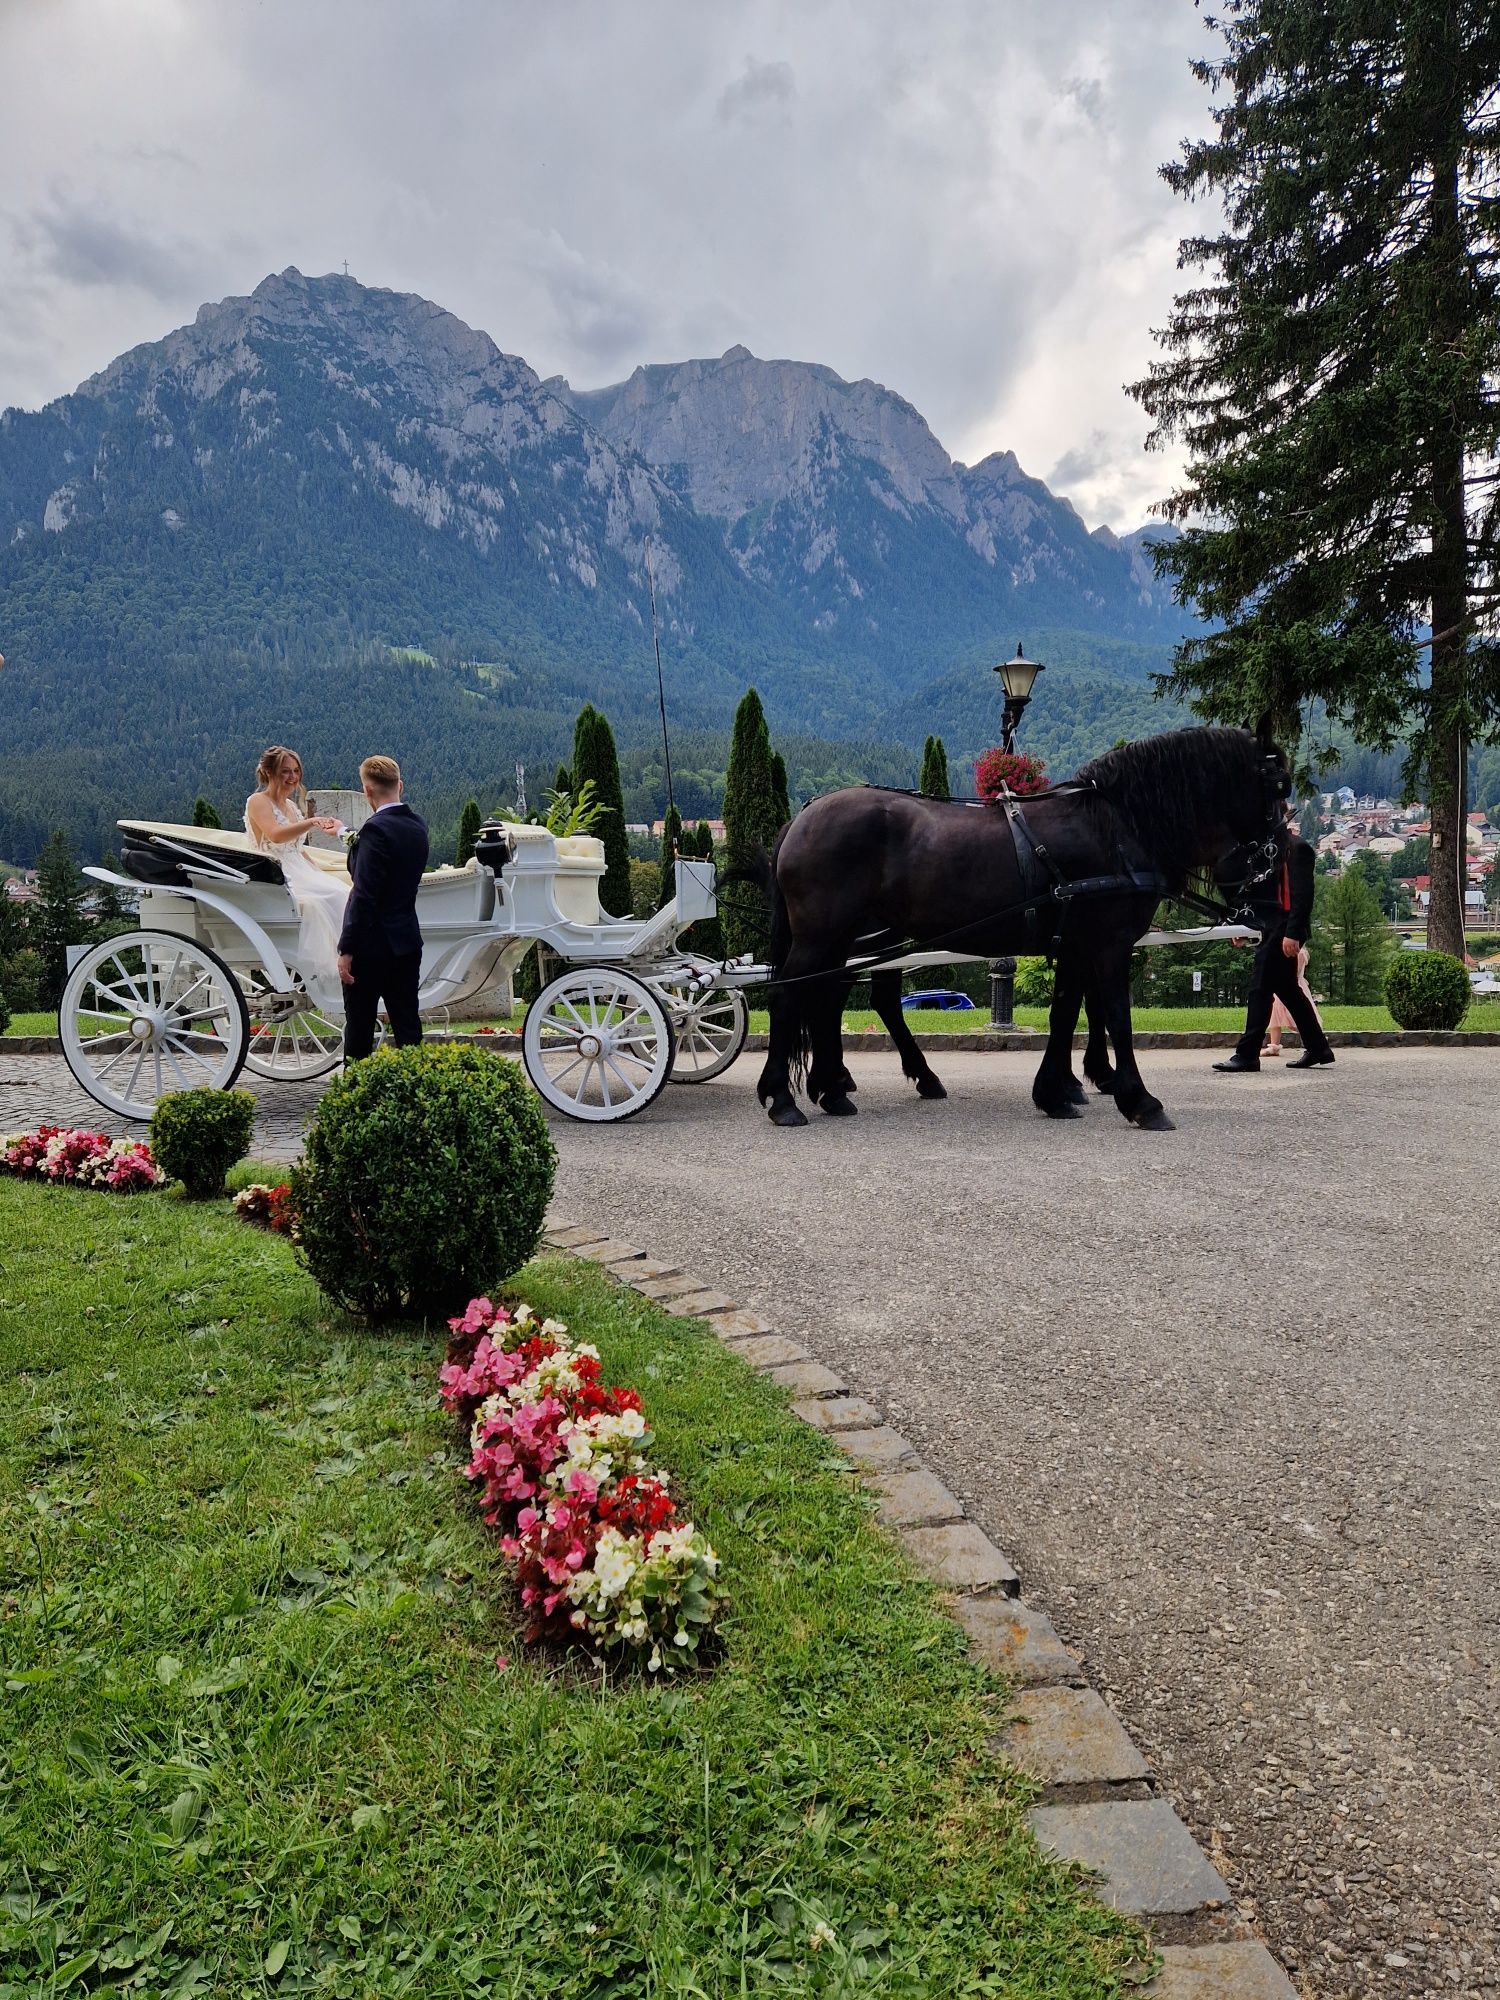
0;0;1221;526
13;193;198;300
717;56;796;124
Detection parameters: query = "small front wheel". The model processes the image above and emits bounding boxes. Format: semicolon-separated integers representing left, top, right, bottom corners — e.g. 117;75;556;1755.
658;982;749;1082
523;967;674;1121
60;931;250;1121
241;971;346;1081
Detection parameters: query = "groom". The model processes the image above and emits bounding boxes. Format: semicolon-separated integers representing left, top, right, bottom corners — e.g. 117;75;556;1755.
337;754;430;1059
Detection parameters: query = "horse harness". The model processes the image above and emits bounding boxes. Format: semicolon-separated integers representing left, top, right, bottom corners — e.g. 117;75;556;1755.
992;778;1174;958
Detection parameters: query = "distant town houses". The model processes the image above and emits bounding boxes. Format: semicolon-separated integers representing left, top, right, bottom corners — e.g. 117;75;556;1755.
1312;792;1499;926
3;872;38;904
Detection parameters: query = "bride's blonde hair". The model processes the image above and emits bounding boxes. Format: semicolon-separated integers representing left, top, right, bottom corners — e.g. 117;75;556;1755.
256;745;305;801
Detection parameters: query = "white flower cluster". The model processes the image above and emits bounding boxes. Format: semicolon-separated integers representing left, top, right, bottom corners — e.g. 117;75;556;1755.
548;1405;651;1494
566;1519;722;1671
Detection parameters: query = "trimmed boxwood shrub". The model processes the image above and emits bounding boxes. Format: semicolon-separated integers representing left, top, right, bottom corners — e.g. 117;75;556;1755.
292;1044;555;1321
1384;950;1471;1031
149;1088;256;1197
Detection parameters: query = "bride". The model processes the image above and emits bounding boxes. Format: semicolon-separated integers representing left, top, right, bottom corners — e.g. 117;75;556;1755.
244;746;349;1008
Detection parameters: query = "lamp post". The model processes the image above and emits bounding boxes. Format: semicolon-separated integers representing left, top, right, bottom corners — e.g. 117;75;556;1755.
995;642;1044;754
988;643;1045;1030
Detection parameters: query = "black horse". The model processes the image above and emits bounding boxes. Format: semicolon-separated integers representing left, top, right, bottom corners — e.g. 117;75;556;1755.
755;724;1289;1132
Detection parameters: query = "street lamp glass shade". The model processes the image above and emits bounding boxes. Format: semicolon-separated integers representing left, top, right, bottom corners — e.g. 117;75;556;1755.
995;644;1044;703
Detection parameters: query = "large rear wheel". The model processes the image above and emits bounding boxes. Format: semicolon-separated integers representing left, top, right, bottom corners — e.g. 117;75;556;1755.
59;931;249;1122
522;967;674;1122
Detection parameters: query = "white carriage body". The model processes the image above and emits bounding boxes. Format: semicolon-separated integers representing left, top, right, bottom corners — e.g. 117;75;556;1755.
65;816;740;1124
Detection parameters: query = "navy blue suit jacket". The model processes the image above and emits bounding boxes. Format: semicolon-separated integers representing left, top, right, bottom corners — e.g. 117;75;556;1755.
338;803;429;958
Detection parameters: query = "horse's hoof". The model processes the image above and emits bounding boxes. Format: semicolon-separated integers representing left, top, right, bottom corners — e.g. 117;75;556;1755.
1036;1099;1082;1119
1133;1107;1176;1132
821;1094;858;1117
1065;1079;1087;1106
769;1100;809;1128
915;1076;947;1100
1088;1074;1117;1096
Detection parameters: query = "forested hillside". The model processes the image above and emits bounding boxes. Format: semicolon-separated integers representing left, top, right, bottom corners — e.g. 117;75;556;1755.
0;269;1203;862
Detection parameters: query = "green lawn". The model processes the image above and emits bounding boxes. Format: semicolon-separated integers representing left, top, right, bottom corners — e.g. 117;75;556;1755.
0;1177;1147;1998
12;1000;1500;1047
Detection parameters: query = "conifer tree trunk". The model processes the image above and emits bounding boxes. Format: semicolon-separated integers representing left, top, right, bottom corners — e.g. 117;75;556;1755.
1426;139;1470;959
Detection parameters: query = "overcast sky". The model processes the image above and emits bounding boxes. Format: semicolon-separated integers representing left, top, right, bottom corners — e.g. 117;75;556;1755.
0;0;1221;530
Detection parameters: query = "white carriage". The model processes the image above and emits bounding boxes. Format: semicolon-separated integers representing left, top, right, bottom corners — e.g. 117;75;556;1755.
65;818;750;1125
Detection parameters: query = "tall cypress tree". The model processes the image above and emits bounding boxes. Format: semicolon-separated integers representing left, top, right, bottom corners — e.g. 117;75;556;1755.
657;803;683;908
191;796;222;829
770;749;792;828
553;763;572;801
1131;0;1500;957
919;736;951;800
571;704;632;917
722;688;782;958
455;798;481;867
694;822;715;859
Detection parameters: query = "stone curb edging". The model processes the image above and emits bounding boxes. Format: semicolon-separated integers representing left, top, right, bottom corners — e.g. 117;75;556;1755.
5;1027;1498;1058
542;1216;1296;2000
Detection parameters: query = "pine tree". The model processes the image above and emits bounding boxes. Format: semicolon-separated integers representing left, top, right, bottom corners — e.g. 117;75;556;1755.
191;796;222;829
1308;868;1392;1003
1131;2;1500;959
553;763;572;801
455;798;481;867
657;804;683;908
694;822;715;859
721;689;782;958
33;831;90;1007
919;735;951;800
571;704;632;917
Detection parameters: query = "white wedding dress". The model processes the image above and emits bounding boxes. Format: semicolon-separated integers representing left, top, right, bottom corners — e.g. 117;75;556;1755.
244;796;348;1012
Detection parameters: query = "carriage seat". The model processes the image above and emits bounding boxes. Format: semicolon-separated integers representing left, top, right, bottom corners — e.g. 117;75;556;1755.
117;819;287;888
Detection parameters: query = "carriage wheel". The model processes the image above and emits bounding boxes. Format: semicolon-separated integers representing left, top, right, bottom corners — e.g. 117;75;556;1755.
59;930;249;1122
241;971;346;1082
658;982;749;1083
523;967;675;1122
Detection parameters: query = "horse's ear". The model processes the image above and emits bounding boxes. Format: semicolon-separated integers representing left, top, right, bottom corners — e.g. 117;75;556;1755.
1252;711;1277;749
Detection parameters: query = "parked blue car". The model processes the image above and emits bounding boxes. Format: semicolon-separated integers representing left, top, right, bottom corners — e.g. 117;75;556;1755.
900;989;977;1011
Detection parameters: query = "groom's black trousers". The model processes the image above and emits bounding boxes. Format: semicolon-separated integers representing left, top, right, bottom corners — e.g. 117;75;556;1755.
343;943;423;1060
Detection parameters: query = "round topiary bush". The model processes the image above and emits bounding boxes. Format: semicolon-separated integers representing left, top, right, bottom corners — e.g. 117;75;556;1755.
292;1044;556;1321
149;1087;256;1197
1384;949;1471;1031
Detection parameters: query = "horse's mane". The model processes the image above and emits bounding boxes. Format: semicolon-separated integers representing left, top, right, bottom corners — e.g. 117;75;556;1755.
1075;726;1262;870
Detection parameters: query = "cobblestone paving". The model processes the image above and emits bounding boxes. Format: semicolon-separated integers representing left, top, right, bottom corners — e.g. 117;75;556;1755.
6;1046;1498;1997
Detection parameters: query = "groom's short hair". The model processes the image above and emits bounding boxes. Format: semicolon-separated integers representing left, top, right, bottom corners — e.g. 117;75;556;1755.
361;755;401;796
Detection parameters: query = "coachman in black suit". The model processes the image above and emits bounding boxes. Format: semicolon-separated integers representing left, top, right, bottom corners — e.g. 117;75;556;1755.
337;757;430;1060
1214;836;1335;1073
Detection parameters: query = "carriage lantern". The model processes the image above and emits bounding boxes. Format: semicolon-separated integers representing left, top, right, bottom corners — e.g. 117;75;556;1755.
986;644;1045;1029
994;644;1044;754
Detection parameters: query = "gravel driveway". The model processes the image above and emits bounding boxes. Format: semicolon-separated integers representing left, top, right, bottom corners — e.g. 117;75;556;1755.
5;1044;1495;1996
546;1047;1499;2000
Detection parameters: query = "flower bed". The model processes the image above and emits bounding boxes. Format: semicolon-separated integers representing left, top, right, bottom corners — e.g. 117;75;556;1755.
1;1124;162;1192
232;1181;300;1236
440;1296;725;1671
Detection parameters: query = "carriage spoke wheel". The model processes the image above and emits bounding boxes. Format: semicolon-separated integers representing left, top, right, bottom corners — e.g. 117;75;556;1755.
59;930;249;1122
657;982;749;1083
241;972;347;1081
523;967;675;1122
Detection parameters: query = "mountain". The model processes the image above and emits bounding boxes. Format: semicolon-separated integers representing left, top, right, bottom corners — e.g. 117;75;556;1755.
0;271;1191;863
560;348;1185;665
